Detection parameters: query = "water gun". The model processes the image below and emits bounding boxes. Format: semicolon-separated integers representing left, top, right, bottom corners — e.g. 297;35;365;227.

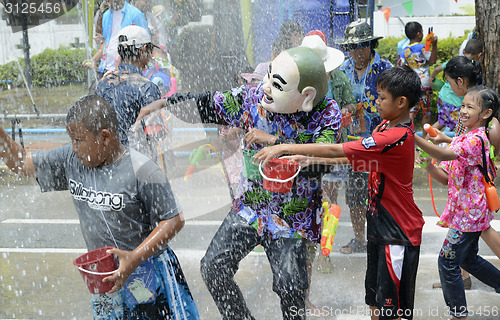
320;202;341;256
418;124;438;168
482;173;500;212
424;123;438;137
425;27;434;52
184;145;208;181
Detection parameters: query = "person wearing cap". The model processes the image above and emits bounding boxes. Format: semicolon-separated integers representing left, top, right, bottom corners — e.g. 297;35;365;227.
335;21;393;255
82;0;149;76
95;25;164;161
133;46;342;320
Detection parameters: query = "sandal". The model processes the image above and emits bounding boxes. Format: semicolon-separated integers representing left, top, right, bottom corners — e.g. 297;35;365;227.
340;238;366;254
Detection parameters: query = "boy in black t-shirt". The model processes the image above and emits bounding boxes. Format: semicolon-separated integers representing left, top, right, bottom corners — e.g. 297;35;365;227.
255;65;425;320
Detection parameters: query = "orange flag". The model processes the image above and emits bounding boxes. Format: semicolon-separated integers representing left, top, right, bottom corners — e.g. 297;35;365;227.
381;7;391;23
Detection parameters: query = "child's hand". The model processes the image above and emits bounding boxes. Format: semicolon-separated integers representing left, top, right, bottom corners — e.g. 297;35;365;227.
431;35;438;45
428;75;434;87
244;128;277;146
428;128;450;145
102;248;141;294
253;144;286;164
281;155;313;167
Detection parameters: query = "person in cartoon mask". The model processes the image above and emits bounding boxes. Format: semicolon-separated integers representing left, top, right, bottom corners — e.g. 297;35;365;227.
134;46;343;320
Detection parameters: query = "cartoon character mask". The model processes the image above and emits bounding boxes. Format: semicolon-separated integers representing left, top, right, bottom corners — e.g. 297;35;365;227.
261;47;327;114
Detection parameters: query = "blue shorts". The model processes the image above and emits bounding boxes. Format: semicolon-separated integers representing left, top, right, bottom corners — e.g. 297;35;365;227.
91;246;199;319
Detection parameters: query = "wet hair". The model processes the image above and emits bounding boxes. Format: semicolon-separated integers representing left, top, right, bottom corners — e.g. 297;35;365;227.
66;95;119;136
118;43;154;62
376;65;422;109
444;56;483;86
272;36;293;56
404;21;423;40
463;39;483;56
466;85;499;129
279;20;304;38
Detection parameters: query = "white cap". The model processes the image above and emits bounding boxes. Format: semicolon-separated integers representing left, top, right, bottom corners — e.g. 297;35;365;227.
300;35;345;72
118;25;152;47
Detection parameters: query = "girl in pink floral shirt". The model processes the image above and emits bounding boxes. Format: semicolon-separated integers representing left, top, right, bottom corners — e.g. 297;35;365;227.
416;86;500;320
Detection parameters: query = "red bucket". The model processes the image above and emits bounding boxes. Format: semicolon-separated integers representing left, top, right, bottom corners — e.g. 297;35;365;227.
73;246;118;294
259;158;301;193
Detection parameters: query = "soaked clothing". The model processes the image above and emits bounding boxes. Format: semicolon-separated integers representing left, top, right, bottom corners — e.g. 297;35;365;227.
365;242;420;320
165;85;342;242
438;127;495;232
342;121;424;246
339;51;393;137
165;85;340;320
400;42;432;89
437;96;462;131
96;63;162;146
327;69;356;108
32;146;199;319
33;146;180;251
436;127;500;318
342;120;423;319
436;62;464;130
200;211;307;320
92;247;199;320
438;229;500;319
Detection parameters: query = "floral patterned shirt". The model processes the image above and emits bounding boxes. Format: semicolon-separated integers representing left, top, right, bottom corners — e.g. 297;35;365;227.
210;85;342;242
439;127;495;232
339;51;393;115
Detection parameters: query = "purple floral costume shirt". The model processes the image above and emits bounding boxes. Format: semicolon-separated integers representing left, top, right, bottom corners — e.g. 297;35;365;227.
439;127;495;232
214;85;342;242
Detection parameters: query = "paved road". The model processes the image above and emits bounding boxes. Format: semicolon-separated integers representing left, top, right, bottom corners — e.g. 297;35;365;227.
1;159;499;320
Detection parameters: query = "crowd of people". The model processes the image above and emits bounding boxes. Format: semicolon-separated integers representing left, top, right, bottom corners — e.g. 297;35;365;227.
1;2;500;319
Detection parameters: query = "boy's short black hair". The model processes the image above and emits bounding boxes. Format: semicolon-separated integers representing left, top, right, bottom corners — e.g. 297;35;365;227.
464;39;483;56
67;95;119;136
272;36;293;56
376;65;422;109
279;20;304;38
118;43;154;61
404;21;423;40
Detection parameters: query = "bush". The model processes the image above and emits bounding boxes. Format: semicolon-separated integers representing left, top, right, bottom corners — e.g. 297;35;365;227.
0;46;90;88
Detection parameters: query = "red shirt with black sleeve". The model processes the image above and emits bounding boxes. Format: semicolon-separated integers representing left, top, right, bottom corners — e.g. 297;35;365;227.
342;120;424;246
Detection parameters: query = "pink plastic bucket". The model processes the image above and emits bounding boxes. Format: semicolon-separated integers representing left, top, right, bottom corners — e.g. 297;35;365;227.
259;158;301;193
73;246;118;294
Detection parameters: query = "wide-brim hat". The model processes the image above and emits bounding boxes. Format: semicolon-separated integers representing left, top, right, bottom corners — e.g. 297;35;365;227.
300;35;345;72
335;21;383;45
241;62;269;82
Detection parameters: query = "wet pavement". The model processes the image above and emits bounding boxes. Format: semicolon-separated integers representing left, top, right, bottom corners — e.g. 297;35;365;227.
1;158;499;320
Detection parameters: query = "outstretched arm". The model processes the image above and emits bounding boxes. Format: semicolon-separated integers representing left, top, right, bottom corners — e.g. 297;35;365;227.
424;161;449;185
415;135;456;161
104;214;184;293
254;143;345;164
134;92;219;130
0;126;35;176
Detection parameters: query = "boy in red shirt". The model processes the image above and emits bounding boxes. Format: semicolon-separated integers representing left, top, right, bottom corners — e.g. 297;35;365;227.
255;65;425;320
